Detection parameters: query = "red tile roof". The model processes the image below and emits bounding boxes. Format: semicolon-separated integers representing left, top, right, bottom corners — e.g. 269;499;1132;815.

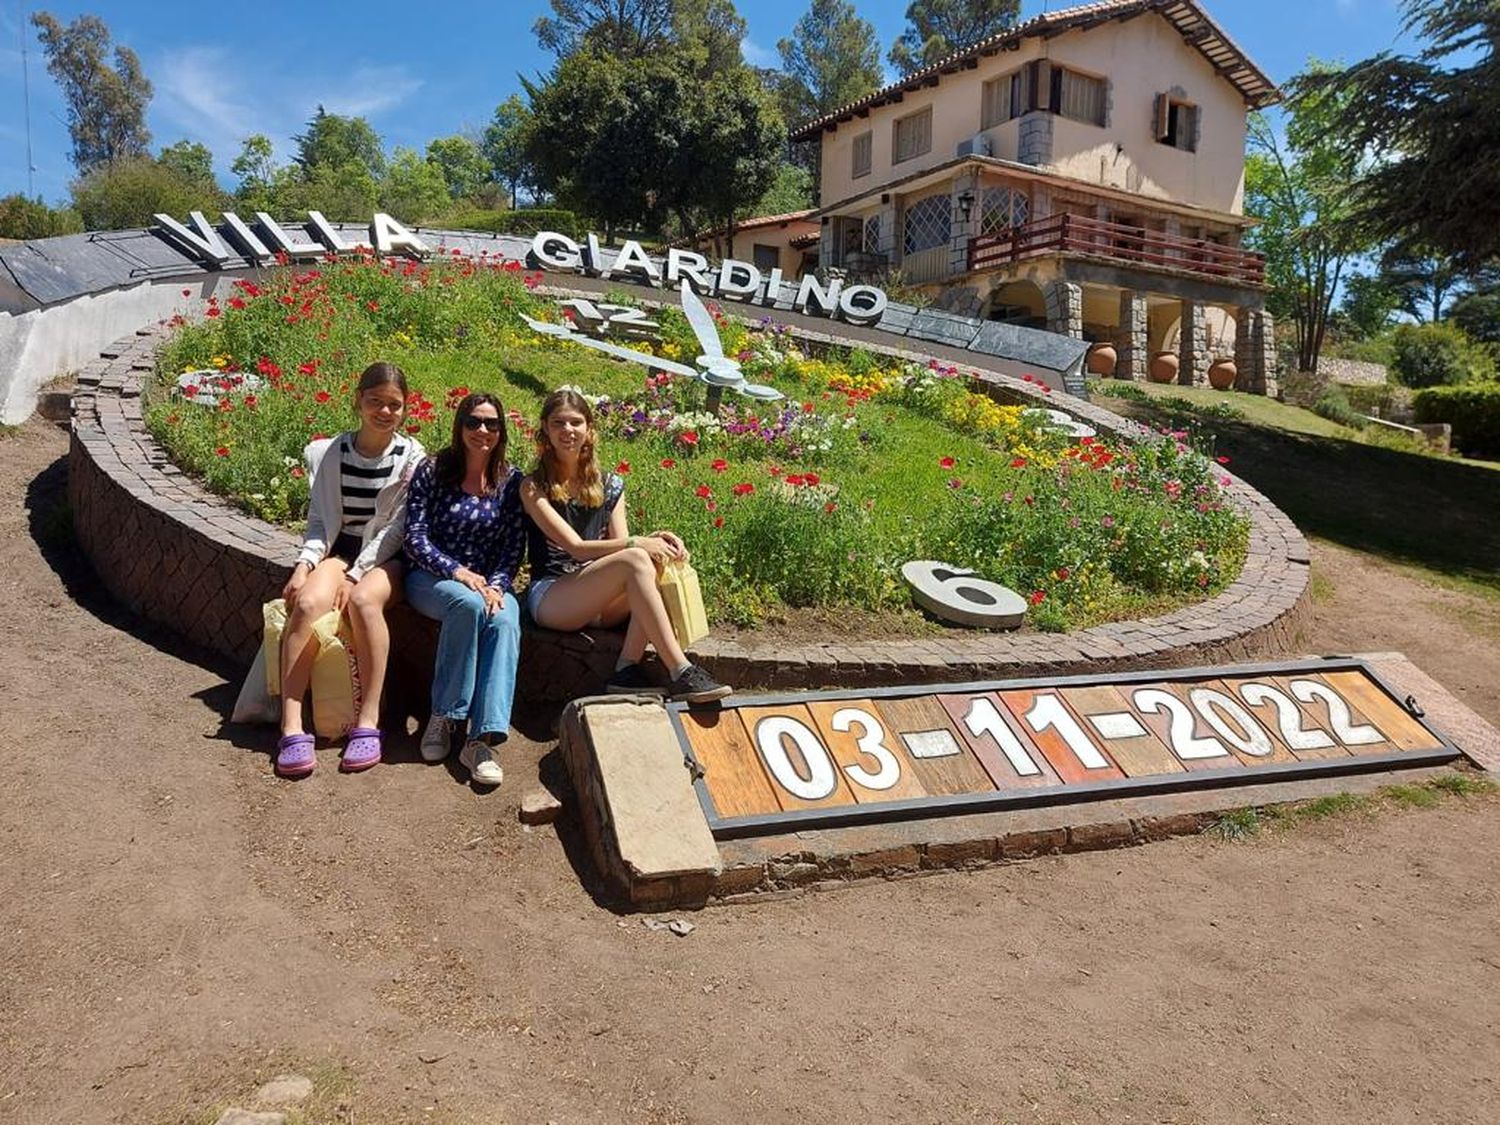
788;0;1278;141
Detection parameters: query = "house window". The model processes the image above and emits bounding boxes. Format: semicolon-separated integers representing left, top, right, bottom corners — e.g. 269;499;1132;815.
982;68;1032;128
863;214;881;254
1155;95;1198;151
893;108;932;164
752;244;779;272
903;193;951;254
1055;68;1106;127
980;186;1029;236
852;131;872;178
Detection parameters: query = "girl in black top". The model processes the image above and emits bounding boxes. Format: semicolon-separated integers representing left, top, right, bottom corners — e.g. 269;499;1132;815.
519;388;730;703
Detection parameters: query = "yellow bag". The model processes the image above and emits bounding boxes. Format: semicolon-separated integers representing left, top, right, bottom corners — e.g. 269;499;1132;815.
262;598;288;697
309;610;362;740
657;559;709;649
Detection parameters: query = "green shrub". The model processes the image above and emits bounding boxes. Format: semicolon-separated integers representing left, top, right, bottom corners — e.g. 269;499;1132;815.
1412;382;1500;458
1311;385;1365;428
1091;380;1149;402
71;156;225;230
442;208;579;238
1340;381;1407;419
0;194;84;240
1390;322;1495;388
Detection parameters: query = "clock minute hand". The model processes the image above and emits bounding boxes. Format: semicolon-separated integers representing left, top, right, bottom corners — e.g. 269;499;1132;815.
521;318;703;380
679;279;724;359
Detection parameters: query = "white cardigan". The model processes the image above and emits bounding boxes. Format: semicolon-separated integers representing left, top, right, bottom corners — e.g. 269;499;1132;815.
296;431;427;580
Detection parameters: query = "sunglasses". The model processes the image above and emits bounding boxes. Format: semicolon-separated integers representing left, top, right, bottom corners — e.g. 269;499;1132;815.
462;416;503;432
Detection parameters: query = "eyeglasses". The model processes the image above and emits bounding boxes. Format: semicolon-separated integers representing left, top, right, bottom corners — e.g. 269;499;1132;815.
462;416;502;432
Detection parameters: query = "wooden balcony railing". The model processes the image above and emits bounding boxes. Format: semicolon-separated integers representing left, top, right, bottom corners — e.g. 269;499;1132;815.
968;213;1265;287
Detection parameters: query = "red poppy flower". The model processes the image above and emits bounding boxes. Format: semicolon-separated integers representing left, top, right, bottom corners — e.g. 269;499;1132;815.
678;431;699;446
1028;590;1046;605
243;395;258;409
695;484;712;499
711;458;728;473
214;446;229;457
713;516;724;529
406;423;421;434
768;464;782;477
947;477;963;489
802;401;814;413
732;482;754;496
939;456;955;469
804;471;821;486
205;306;221;318
1056;567;1071;581
1216;455;1231;465
290;466;305;478
314;390;332;403
615;460;631;474
1011;457;1027;468
366;299;379;312
824;501;837;514
785;474;805;487
660;457;676;469
228;297;245;310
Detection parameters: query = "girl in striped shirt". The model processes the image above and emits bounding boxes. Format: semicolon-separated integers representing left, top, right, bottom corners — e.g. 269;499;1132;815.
276;362;427;778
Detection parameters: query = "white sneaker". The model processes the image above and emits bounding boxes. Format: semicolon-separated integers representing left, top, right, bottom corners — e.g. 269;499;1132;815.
420;714;458;763
459;739;504;786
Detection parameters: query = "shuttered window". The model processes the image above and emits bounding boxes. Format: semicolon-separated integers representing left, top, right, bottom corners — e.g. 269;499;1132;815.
852;131;872;178
893;108;932;164
1154;95;1199;151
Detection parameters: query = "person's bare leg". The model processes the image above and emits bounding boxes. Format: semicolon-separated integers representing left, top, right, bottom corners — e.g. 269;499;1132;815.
534;548;688;667
278;560;347;735
346;561;399;730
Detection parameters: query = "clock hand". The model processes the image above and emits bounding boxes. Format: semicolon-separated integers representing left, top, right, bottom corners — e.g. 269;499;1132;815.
679;279;724;359
524;321;703;380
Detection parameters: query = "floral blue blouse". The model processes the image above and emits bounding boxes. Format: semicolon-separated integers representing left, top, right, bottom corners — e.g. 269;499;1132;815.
403;458;525;591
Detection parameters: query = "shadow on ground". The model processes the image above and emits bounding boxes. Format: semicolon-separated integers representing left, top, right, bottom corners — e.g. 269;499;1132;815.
1110;400;1500;590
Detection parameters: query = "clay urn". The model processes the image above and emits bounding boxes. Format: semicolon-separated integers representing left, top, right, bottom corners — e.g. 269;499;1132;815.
1085;341;1118;377
1207;357;1237;390
1149;351;1180;383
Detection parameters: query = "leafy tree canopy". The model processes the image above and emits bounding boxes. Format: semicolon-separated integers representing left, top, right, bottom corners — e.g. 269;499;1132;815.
158;140;216;190
425;135;491;201
534;0;675;59
379;148;451;223
31;12;152;173
1295;0;1500;268
293;108;386;179
888;0;1018;75
483;95;535;209
776;0;884;126
0;194;84;240
70;156;222;230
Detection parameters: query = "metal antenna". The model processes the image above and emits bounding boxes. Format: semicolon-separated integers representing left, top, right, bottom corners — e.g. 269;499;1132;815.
20;4;36;196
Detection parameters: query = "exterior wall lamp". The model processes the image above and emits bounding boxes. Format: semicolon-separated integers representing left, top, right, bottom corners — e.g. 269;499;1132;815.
957;190;976;222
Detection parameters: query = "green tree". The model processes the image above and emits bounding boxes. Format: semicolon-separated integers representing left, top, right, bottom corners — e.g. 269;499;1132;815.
777;0;885;126
293;107;386;179
230;134;277;209
1450;285;1500;349
70;156;221;230
1245;63;1371;375
31;12;152;172
482;95;534;209
378;148;451;223
0;194;84;240
753;162;814;216
158;140;216;190
1377;244;1465;323
675;65;785;250
534;0;674;58
425;135;491;201
1333;271;1400;342
1390;321;1493;388
888;0;1018;75
1298;0;1500;268
673;0;748;76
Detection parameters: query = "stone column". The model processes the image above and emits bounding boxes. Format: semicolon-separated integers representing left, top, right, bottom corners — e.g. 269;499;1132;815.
1177;299;1210;386
1045;280;1083;338
950;169;981;278
1115;290;1148;381
1234;308;1275;395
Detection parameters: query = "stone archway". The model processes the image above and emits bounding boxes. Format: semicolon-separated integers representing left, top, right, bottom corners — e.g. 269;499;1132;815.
983;279;1047;327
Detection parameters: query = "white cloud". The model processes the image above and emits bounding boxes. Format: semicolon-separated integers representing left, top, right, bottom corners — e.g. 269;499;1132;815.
741;37;778;69
153;45;422;170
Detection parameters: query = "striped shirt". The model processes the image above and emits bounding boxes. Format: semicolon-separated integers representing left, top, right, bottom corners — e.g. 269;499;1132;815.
338;434;410;534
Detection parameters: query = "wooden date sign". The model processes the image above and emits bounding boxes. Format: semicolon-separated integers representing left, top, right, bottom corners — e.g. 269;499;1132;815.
667;659;1460;839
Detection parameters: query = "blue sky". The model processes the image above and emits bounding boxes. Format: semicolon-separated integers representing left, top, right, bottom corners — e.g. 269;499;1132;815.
0;0;1415;205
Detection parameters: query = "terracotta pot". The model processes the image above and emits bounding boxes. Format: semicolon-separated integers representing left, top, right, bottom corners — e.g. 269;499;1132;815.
1208;357;1237;390
1149;351;1180;383
1085;342;1118;377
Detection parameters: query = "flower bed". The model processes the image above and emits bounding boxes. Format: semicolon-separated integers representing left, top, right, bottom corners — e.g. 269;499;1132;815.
146;252;1248;634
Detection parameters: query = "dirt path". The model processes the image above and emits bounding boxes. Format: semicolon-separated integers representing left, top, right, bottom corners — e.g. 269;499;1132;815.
2;419;1498;1125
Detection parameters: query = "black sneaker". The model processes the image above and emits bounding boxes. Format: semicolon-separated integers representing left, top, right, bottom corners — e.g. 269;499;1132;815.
666;663;732;704
605;662;665;695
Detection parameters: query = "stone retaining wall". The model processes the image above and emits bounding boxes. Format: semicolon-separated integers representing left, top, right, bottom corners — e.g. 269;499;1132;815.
69;321;1313;698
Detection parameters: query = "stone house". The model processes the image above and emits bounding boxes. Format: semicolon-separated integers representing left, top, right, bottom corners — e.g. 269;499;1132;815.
790;0;1279;391
690;210;821;278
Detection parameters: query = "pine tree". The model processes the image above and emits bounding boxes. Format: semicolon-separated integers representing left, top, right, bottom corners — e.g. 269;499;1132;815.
887;0;1018;76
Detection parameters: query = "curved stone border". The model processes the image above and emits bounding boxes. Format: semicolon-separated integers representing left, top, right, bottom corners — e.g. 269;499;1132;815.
69;319;1311;693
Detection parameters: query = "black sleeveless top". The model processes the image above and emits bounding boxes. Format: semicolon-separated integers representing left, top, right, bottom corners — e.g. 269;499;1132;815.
527;472;626;580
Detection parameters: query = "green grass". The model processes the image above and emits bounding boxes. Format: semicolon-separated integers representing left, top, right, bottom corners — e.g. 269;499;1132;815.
1206;772;1497;842
1208;807;1262;840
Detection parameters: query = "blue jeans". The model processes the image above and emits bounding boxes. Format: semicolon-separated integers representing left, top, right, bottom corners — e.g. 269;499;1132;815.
405;570;520;740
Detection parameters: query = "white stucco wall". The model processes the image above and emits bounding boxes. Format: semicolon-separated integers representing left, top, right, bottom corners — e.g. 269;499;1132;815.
0;272;250;424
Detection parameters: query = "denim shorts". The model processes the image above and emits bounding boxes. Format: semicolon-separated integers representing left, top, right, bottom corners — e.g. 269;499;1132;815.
526;577;557;620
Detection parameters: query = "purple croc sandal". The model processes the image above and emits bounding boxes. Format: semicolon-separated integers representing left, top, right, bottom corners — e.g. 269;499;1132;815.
341;727;383;773
275;732;317;778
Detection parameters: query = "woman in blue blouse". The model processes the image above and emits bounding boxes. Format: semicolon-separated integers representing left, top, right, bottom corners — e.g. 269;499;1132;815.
403;392;525;786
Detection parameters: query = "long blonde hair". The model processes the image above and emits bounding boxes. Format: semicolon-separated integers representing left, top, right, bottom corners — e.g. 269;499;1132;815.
533;388;604;507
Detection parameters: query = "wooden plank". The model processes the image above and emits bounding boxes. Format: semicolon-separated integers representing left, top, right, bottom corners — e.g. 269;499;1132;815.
1118;682;1243;773
805;700;929;804
873;696;995;796
680;709;780;820
1271;674;1394;757
1188;679;1299;767
1231;676;1351;761
1319;671;1444;752
937;692;1064;790
1060;684;1184;777
737;705;859;812
995;689;1125;784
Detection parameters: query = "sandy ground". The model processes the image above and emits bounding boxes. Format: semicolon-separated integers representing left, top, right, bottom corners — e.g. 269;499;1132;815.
2;418;1498;1125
